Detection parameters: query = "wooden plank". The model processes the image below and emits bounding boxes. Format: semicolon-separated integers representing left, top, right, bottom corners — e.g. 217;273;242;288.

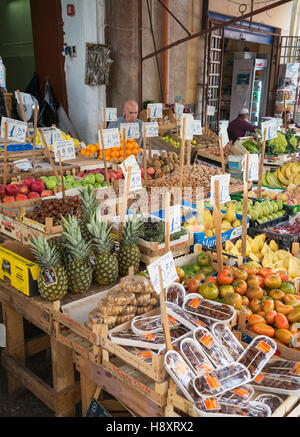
25;334;50;357
271;396;299;417
80;372;97;416
287;403;300;417
53;309;98;344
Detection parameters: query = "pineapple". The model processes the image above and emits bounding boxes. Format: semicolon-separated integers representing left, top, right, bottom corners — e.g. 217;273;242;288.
61;215;93;294
30;236;68;301
87;210;119;285
118;215;144;277
79;185;98;241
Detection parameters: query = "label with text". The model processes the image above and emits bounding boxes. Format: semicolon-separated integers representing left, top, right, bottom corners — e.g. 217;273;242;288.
1;117;27;143
147;251;177;294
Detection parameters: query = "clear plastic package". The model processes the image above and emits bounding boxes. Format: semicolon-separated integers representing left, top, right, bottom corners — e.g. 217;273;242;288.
136;305;153;315
194;399;271;417
237;336;277;381
131;314;180;335
217;385;254;403
107;289;137;306
97;301;124;316
212;322;244;361
120;275;154;295
158;331;192;355
183;293;235;323
180;338;214;376
136;294;151;306
116;314;135;324
122;346;157;364
109;329;174;350
166;302;211;330
193;327;234;368
193;363;251;398
165;283;186;307
252;373;300;396
254;393;283;414
262;360;300;377
121;305;137;315
164;350;199;402
149;296;159;307
87;311;117;329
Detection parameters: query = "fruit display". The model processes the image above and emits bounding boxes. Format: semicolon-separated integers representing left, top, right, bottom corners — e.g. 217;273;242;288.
143;218;187;243
0;177;53;203
118;214;144;276
147;151;180;177
160;134;200;149
230;198;286;224
33;129;81;149
262;162;300;189
97;135;142;163
271;217;300;236
266;129;300;155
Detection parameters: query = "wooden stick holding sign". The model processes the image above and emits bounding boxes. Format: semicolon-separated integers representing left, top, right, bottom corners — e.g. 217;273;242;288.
38;128;60;182
58;150;66;200
214;179;223;271
257;128;267;199
187;139;192;169
98;123;110;187
117;165;132;241
122;128;126;164
219;135;225;174
179;117;187;191
205;104;208;135
242;152;250;259
158;265;173;352
148;137;152;161
16;89;31;140
32;101;39;170
283;95;287;134
143;124;148;187
3;121;8;186
103;109;107;129
165;192;171;253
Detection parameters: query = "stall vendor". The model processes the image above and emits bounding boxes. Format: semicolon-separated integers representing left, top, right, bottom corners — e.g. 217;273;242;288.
108;100;143;146
282;110;300;129
227;108;256;143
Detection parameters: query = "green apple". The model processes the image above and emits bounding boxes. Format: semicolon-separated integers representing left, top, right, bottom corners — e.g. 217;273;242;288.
48;175;57;182
72;181;82;188
81;180;88;186
95;173;104;184
94;183;102;188
84;174;95;185
40;176;48;182
46;179;57;190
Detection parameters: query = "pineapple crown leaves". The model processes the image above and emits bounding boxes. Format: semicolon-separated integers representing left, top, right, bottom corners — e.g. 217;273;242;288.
60;215;92;261
78;185;98;222
30;235;62;269
121;214;145;246
86;209;115;254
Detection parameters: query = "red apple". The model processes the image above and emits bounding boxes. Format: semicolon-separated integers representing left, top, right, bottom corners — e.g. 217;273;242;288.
27;192;40;199
41;190;53;198
31;180;45;193
2;196;15;203
147;167;155;176
23;176;35;188
18;183;29;195
5;184;20;197
15;194;28;201
77;172;85;178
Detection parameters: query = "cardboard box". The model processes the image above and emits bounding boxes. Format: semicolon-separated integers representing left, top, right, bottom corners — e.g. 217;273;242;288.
0;241;39;296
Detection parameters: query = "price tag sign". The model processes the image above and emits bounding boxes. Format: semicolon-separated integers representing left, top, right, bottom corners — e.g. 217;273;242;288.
0;63;5;88
121;154;140;173
120;123;140;139
125;168;142;192
54;140;76;162
180;113;194;140
15;91;34;106
175;103;184;115
169;204;181;234
207;106;215;116
43;128;62;147
219;125;229;148
143;122;159;138
147;103;163;119
219;120;229;130
261;120;278;141
210;174;231;206
147;251;178;294
193;120;202;135
104;107;117;122
242;154;259;181
99;128;120;149
1;117;27;143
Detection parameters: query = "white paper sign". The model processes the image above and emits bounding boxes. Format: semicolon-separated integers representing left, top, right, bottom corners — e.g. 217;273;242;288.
1;117;27;143
219;125;229;148
143;122;159;138
43;128;62;147
104;107;117;122
147;103;163;119
15;91;34;106
54;140;76;162
13;159;33;171
210;174;231;206
261;120;278;141
121;154;140;173
99;128;120;149
207;106;215;116
219;120;229;130
125;168;142;192
242;154;259;181
175;103;184;115
147;251;178;294
120;123;140;139
180;113;194;140
169;204;181;234
193;120;202;135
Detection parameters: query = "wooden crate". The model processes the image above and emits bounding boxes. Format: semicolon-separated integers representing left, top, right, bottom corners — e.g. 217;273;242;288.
0;213;22;241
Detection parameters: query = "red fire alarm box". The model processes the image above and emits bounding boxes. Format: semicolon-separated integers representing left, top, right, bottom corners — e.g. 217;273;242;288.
67;4;75;16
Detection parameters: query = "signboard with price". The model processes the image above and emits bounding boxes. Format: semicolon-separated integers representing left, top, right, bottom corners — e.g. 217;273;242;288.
169;204;181;234
175;103;184;115
120;123;140;139
210;174;231;206
219;125;229;148
180;113;194;140
143;122;159;138
98;128;120;149
54;140;76;163
193;120;202;135
121;154;140;172
121;156;142;192
261;120;277;141
242;153;259;181
1;117;27;143
43;128;62;147
147;103;163;119
104;107;117;122
147;251;178;294
207;106;215;116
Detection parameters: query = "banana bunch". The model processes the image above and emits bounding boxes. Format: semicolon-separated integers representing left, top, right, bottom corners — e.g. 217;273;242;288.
31;130;81;149
262;162;300;189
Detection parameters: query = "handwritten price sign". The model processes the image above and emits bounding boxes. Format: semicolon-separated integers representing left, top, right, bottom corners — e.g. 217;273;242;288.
120;123;140;139
169;204;181;234
99;128;120;149
54;140;76;163
210;174;231;206
243;154;259;181
207;106;215;116
143;122;159;138
147;251;178;294
147;103;163;119
1;117;27;143
43;128;62;147
104;108;117;122
193;120;202;135
261;120;278;141
180;113;194;140
219;125;229;148
121;154;140;172
175;103;184;115
126;168;142;192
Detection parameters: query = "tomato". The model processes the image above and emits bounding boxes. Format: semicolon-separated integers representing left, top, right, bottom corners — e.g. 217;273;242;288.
198;283;219;300
249;299;263;314
232;267;248;281
275;313;289;330
219;285;235;298
248;314;266;326
275;329;293;345
224;293;243;310
252;323;275;337
261;295;273;303
263;299;275;313
241;296;249;307
264;274;282;290
266;310;277;324
240;306;252;319
280;282;296;295
196;253;211;267
187;278;201;293
246;286;264;300
257;311;266;318
287;308;300;323
199;266;215;277
283;294;300;307
232;279;247;296
217;269;234;285
204;276;217;285
176;267;185;280
247;275;261;288
268;289;285;300
195;273;206;282
256;275;265;289
240;262;259;276
274;300;294;315
259;267;274;277
277;270;289;282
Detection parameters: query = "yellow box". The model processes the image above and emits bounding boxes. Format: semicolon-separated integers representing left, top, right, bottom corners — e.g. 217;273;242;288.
0;241;40;297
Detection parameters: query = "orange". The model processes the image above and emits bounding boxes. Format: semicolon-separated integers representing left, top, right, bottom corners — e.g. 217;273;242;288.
126;143;133;150
137;147;142;152
126;150;132;156
80;149;86;155
127;138;133;143
132;141;138;148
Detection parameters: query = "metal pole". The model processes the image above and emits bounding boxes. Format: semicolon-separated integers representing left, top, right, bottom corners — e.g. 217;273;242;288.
157;0;191;35
138;0;143;110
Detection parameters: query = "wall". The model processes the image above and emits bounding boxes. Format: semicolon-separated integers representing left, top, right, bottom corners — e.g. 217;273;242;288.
61;0;106;144
0;0;35;91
